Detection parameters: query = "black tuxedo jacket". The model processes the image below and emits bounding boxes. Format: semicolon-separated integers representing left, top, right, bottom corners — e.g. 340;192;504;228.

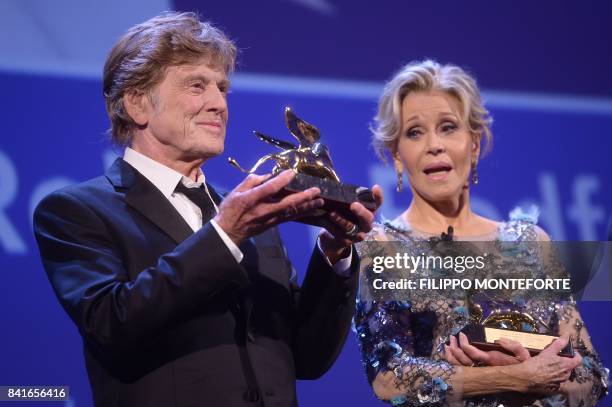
34;158;358;407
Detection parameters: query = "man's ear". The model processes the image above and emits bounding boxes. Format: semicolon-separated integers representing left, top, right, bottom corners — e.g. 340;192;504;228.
123;90;149;127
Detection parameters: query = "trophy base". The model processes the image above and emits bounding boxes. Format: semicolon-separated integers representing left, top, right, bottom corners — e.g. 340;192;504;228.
453;324;574;357
282;173;376;227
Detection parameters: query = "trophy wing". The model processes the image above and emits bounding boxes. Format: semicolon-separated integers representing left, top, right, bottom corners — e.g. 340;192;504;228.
285;107;320;147
254;131;297;150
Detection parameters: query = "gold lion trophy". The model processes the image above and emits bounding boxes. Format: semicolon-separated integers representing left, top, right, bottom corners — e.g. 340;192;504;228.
453;295;574;357
228;107;376;228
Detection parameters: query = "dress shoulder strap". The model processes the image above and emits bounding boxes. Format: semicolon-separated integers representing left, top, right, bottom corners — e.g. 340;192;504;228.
498;206;540;241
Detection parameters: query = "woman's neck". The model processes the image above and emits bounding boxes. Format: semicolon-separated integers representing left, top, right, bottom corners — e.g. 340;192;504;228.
403;189;479;235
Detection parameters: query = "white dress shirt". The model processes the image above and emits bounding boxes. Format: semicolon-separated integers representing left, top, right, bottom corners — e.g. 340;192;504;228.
124;147;243;262
123;147;351;274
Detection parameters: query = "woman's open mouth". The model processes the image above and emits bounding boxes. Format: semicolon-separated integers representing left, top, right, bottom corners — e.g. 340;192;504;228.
423;162;452;181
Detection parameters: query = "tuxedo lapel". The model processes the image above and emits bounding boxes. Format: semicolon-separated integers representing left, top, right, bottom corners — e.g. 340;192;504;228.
125;178;195;244
106;159;194;244
205;182;224;207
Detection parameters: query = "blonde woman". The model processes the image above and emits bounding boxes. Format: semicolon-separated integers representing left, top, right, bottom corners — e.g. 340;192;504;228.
354;60;608;406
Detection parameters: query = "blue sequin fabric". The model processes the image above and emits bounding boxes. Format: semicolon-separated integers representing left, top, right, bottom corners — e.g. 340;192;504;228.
354;213;608;406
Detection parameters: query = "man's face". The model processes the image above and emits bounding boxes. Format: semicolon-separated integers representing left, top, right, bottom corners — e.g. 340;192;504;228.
139;59;230;162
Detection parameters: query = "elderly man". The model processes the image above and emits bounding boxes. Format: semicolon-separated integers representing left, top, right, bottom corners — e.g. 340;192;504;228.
34;11;380;407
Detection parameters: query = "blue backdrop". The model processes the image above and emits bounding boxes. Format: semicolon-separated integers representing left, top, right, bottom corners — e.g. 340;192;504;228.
0;1;610;406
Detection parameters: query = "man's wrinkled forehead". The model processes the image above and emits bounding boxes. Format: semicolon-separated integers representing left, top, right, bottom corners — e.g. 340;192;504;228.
153;57;230;86
172;51;231;73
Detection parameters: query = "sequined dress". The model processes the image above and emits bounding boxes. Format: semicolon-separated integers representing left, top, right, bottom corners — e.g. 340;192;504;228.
354;214;609;406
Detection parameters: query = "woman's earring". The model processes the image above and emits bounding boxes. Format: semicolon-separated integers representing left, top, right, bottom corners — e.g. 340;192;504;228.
396;170;403;192
394;158;404;192
471;162;479;185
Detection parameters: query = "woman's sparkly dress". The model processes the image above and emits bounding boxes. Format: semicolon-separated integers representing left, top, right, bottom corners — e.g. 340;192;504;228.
354;213;608;406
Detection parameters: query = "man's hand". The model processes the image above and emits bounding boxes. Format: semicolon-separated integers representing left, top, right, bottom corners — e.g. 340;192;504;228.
318;184;383;264
214;170;324;245
443;332;531;366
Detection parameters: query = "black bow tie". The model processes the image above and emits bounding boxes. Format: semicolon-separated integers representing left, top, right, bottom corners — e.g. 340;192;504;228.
175;182;216;223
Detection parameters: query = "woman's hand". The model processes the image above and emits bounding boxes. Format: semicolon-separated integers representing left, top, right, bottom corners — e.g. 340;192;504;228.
443;332;530;366
509;336;582;395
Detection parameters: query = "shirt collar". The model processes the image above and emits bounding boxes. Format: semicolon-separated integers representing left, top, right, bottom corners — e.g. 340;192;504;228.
123;147;205;197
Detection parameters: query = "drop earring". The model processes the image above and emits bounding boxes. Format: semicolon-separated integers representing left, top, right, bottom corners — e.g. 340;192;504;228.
471;162;479;185
394;158;404;192
396;170;403;192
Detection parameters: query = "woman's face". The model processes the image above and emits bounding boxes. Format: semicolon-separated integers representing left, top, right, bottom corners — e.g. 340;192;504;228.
396;90;479;203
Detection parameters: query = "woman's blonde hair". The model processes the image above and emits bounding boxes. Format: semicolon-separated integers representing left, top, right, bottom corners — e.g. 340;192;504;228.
371;60;492;161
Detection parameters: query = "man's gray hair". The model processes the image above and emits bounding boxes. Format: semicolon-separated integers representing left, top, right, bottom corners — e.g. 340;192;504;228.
103;11;237;145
